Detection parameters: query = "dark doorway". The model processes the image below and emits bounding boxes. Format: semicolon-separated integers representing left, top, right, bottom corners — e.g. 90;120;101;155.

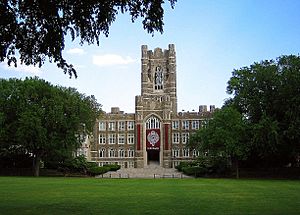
147;150;159;164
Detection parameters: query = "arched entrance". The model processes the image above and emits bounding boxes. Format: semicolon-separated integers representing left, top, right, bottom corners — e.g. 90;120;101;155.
147;150;159;163
145;116;161;165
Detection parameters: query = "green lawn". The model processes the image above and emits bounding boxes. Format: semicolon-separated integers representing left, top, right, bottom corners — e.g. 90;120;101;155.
0;177;299;215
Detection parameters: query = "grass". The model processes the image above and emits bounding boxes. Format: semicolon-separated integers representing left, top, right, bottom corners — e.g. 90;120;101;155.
0;177;299;215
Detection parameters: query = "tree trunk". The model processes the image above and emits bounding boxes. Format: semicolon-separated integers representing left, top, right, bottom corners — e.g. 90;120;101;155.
236;159;239;179
33;154;41;177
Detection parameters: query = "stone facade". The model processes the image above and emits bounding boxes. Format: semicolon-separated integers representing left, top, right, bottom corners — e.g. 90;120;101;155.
84;44;215;168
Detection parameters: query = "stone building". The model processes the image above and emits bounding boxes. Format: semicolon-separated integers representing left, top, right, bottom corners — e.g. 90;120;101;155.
88;44;215;168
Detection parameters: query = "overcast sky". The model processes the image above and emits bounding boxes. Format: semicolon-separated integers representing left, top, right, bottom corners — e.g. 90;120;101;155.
1;0;300;113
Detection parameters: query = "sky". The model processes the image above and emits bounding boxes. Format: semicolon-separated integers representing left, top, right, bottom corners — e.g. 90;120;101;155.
1;0;300;113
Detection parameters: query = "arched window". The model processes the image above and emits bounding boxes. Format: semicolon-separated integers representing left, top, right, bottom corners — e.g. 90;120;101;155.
172;149;179;158
154;66;163;90
146;116;160;129
109;148;115;157
127;148;135;158
119;148;125;158
99;148;106;158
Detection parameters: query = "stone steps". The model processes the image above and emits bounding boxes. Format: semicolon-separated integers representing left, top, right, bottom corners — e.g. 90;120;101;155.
96;164;192;179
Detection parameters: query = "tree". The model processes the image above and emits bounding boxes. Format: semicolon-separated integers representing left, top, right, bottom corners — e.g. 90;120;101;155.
188;107;250;178
227;55;300;166
0;77;101;176
0;0;176;77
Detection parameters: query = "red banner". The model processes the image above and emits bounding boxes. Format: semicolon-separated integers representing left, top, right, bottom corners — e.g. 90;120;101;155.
146;129;160;150
164;124;169;150
137;124;141;150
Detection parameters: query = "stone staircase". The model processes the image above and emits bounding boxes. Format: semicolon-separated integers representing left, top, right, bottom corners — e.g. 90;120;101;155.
96;162;192;179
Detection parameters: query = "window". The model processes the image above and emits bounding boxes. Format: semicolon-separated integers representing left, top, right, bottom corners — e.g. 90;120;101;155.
99;148;106;158
183;149;189;157
119;161;125;168
172;121;179;129
118;121;125;131
99;121;106;131
118;134;125;144
146;116;160;129
128;161;135;168
201;120;208;128
154;66;163;90
192;149;200;157
99;133;106;144
108;121;115;131
128;149;135;158
172;149;179;157
172;133;179;143
173;161;180;168
181;133;189;144
119;148;125;158
76;149;86;157
182;121;189;130
192;120;200;130
127;133;134;144
108;134;115;144
109;148;115;157
127;121;135;130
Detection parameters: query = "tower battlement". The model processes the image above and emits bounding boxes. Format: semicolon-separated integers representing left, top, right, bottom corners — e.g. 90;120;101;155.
141;44;176;59
140;44;177;114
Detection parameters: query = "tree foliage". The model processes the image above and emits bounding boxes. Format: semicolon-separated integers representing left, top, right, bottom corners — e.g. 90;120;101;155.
0;77;101;176
227;55;300;166
0;0;176;77
189;55;300;176
189;107;249;178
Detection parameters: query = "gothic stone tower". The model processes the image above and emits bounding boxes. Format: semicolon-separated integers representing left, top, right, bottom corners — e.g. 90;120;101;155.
135;44;177;168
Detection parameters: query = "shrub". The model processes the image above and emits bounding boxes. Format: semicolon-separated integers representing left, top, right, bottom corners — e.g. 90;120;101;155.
70;155;89;171
87;162;98;169
57;156;95;175
175;161;196;172
176;156;230;177
88;166;110;176
50;156;122;176
182;166;208;177
104;164;121;171
87;164;121;176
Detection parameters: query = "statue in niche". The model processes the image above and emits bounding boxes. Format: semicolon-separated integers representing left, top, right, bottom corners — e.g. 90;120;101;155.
165;68;169;81
155;66;163;90
148;69;151;81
